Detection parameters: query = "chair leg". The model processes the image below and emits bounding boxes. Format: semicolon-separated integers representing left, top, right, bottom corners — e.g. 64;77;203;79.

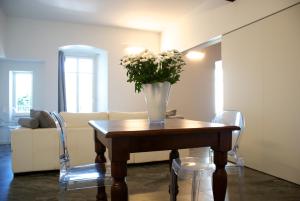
58;188;65;201
191;170;202;201
236;156;244;167
229;147;244;167
97;185;108;201
226;165;245;201
169;150;179;201
170;166;177;201
237;166;245;201
209;149;214;164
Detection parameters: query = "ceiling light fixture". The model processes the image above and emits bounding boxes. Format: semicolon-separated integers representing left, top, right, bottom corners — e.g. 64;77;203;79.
124;46;145;55
186;51;205;60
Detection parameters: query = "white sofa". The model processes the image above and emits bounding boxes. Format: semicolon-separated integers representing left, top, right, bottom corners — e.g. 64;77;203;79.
11;111;189;173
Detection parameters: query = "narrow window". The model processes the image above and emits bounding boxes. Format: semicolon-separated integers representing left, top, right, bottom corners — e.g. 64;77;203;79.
10;71;33;115
214;60;223;114
65;56;95;112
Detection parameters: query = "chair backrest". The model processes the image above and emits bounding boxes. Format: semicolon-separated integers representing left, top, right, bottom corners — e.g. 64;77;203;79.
50;112;70;170
212;110;245;152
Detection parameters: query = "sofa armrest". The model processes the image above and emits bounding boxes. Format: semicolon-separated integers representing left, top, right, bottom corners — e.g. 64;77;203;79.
11;128;59;173
11;128;34;173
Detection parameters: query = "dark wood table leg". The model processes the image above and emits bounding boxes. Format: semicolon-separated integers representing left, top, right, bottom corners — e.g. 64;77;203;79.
111;161;128;201
169;149;179;201
97;186;108;201
94;131;108;201
95;131;107;164
212;150;228;201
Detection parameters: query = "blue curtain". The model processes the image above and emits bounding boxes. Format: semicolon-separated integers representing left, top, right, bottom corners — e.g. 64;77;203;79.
58;50;67;112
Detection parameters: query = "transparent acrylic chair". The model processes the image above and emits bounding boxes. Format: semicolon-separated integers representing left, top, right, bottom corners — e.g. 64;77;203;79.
210;110;245;167
172;157;214;201
50;112;111;198
171;110;245;201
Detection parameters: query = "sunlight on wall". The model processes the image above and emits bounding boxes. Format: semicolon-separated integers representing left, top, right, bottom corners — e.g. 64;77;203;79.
214;60;223;114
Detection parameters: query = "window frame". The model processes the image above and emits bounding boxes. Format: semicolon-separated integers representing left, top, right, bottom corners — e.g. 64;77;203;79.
64;53;98;113
10;70;34;117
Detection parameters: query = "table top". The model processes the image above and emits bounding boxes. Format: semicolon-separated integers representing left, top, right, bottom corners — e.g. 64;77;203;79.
89;119;239;138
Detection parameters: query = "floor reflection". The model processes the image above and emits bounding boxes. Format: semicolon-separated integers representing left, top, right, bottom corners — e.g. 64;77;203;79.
1;146;300;201
0;145;13;201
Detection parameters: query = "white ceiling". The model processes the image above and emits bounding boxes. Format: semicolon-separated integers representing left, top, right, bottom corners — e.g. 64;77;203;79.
0;0;230;32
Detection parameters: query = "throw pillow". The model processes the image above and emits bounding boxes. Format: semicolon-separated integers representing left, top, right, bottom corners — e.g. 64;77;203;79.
18;117;39;129
30;109;56;128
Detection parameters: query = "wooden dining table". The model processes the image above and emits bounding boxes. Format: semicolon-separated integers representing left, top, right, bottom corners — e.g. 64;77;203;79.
89;118;240;201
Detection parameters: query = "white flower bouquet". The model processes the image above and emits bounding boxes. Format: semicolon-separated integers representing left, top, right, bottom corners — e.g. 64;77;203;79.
120;49;185;93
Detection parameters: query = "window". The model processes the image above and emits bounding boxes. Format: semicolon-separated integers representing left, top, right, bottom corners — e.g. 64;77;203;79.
10;71;33;115
214;60;223;114
65;56;95;112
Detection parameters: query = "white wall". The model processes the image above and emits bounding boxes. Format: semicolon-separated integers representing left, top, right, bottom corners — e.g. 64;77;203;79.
0;8;6;57
168;43;221;121
161;0;300;184
4;17;160;112
161;0;299;51
222;4;300;184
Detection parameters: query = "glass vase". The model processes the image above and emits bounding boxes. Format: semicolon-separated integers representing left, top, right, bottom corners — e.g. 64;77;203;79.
142;82;171;124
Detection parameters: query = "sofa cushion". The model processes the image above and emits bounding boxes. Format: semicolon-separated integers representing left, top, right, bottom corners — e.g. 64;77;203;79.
109;111;148;120
60;112;109;128
18;117;39;129
30;109;56;128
